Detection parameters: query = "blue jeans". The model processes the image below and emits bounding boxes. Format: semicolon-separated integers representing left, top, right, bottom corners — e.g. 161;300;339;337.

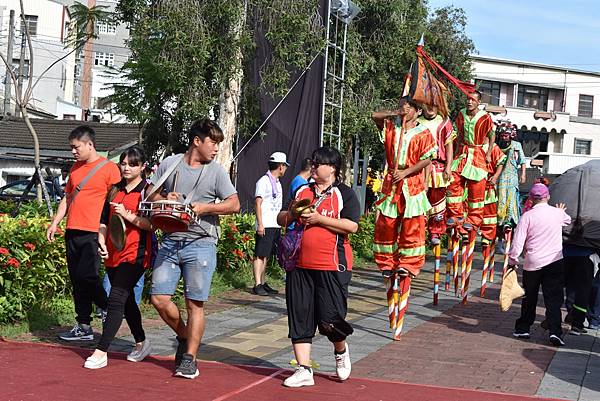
103;270;144;305
150;237;217;301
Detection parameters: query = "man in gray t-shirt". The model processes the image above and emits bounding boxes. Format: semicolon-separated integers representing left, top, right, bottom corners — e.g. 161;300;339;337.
147;119;240;379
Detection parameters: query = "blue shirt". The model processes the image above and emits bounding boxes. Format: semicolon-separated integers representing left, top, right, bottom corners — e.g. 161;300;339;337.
290;175;308;199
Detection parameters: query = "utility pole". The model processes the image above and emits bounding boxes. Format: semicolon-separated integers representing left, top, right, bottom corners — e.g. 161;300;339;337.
16;24;26;118
3;10;15;115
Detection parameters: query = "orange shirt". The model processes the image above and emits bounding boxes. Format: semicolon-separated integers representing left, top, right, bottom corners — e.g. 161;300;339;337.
65;157;121;232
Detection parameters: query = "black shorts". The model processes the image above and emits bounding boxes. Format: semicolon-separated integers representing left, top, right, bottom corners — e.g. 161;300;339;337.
254;227;281;258
286;267;352;344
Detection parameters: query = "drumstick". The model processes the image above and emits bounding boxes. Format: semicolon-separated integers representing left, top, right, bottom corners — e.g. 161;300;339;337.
172;171;180;193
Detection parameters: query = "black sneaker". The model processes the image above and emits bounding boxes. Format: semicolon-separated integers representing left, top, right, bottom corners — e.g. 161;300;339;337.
262;282;279;295
570;327;587;336
58;323;94;341
174;353;199;379
253;284;269;296
512;331;530;339
549;334;565;346
174;336;188;369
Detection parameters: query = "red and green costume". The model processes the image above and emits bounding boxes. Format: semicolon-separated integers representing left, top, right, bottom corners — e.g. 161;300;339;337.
373;118;437;277
417;115;455;238
447;109;495;229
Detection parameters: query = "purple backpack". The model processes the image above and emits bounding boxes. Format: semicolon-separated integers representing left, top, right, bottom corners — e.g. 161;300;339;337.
276;224;304;272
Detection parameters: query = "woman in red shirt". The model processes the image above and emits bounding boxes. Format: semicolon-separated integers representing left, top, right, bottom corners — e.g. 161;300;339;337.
84;146;154;369
277;146;361;388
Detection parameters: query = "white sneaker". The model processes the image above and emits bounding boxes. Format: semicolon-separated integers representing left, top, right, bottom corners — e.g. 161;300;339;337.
335;344;351;381
83;354;107;369
283;366;314;388
127;339;152;362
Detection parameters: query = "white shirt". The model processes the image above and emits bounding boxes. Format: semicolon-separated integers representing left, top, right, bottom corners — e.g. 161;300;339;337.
255;174;282;228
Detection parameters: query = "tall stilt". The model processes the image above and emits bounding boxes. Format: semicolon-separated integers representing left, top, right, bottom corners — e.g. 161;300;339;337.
460;237;467;298
453;231;460;295
445;231;453;291
488;239;497;283
480;244;490;298
386;273;398;329
462;230;476;304
393;276;412;340
433;243;441;305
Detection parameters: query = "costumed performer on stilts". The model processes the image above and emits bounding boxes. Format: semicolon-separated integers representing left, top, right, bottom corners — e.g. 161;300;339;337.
372;97;437;339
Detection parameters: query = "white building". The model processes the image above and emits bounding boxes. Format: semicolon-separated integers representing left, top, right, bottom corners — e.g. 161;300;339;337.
472;55;600;174
0;0;76;117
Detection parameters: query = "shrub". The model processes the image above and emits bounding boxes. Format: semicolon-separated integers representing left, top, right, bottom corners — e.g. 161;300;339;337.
0;212;69;324
350;212;375;261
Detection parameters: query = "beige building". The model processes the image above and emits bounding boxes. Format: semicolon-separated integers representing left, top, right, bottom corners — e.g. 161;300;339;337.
0;0;76;117
472;55;600;174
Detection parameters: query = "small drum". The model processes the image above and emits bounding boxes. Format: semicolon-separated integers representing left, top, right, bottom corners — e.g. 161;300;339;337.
139;200;197;233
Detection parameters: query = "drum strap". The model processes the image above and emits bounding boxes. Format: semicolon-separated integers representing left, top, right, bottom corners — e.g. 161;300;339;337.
182;163;208;205
67;159;109;209
143;154;185;201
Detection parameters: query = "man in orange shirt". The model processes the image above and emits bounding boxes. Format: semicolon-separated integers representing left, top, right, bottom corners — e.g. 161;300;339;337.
47;125;121;341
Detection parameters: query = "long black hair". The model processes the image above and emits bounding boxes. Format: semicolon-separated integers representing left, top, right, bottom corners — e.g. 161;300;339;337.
108;146;147;201
312;146;343;183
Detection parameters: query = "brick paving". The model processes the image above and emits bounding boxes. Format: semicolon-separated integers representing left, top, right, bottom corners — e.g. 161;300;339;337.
31;255;600;401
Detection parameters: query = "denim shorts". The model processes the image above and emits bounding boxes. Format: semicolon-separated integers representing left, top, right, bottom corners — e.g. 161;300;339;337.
151;237;217;301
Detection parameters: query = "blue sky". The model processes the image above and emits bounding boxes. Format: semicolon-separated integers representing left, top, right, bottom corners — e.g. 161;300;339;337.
427;0;600;72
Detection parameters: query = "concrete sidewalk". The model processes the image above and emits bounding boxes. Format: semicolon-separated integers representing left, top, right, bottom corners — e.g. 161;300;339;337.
109;257;600;401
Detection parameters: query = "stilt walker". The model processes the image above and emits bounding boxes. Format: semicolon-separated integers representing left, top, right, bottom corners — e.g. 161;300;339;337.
446;91;496;237
418;104;455;246
372;98;436;340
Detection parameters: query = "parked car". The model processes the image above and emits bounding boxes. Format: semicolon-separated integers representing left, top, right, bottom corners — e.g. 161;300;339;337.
0;180;58;201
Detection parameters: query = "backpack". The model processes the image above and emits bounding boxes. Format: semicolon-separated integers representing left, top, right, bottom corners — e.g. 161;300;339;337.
276;224;304;272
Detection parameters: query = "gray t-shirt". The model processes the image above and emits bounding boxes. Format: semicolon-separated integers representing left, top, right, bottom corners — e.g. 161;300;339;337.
150;154;237;243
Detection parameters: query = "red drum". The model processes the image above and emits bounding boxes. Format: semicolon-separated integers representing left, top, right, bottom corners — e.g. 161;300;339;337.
139;200;195;233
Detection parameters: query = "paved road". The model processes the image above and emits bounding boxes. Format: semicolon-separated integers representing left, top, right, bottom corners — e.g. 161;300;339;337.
108;256;600;401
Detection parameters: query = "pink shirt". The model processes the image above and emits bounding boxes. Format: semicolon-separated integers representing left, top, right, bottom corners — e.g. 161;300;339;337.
508;202;571;271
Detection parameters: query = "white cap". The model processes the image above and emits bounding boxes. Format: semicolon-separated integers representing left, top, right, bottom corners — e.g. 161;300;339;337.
269;152;289;166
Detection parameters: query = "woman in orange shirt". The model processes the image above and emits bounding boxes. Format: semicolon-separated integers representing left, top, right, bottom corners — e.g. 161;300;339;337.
84;146;154;369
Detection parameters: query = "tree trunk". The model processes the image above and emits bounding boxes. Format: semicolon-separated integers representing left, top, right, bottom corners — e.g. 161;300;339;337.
214;0;247;175
22;109;53;215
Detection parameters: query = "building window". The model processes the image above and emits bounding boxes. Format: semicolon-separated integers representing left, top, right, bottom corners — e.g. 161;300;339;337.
574;139;592;155
517;85;548;111
94;52;114;67
97;22;117;35
20;15;38;36
476;80;500;106
63;114;76;120
11;58;30;79
578;95;594;118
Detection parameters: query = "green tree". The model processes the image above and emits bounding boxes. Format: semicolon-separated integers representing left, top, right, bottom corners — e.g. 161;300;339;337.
111;0;324;170
341;1;475;170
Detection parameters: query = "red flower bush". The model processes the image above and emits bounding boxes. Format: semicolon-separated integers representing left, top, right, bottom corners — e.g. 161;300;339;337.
0;247;8;255
7;258;20;268
24;243;36;251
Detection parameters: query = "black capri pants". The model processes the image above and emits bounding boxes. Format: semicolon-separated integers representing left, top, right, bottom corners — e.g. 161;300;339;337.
286;267;352;344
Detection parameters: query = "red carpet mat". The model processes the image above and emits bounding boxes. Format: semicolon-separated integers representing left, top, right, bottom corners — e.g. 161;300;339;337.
0;340;563;401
